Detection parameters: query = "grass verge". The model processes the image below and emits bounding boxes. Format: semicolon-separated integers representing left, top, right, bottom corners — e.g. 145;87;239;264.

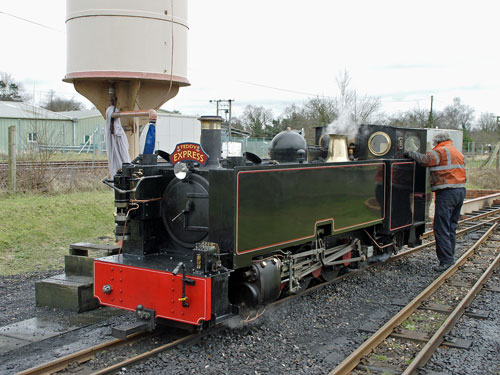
0;191;115;275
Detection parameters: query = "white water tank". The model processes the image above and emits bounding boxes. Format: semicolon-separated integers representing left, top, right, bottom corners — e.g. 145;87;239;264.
64;0;189;158
64;0;189;115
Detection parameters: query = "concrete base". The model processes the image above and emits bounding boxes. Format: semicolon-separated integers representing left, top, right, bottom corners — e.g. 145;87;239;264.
35;274;99;313
35;242;119;312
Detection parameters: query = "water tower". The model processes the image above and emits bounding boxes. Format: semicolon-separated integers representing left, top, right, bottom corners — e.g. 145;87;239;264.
64;0;189;158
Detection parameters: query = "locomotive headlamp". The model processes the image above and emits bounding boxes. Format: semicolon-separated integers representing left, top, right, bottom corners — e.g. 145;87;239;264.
174;162;189;180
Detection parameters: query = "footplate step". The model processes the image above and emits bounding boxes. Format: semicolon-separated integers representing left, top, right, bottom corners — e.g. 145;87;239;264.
112;321;149;340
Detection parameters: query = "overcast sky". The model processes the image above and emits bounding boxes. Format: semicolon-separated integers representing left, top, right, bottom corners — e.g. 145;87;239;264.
1;0;499;120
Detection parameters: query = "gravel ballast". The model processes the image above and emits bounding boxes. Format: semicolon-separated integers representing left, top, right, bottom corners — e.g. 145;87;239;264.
1;233;500;375
0;269;61;326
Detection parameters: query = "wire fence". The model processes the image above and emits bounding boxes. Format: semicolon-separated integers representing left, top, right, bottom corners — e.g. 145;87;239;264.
464;142;500;170
222;136;272;159
464;142;497;156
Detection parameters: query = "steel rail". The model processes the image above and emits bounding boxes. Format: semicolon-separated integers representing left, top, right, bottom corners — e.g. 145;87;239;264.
16;332;145;375
393;214;500;261
17;204;500;374
329;223;498;375
421;206;500;239
0;161;108;167
264;212;500;312
460;192;500;216
80;209;500;373
0;161;109;174
90;332;200;375
404;223;500;374
92;217;500;374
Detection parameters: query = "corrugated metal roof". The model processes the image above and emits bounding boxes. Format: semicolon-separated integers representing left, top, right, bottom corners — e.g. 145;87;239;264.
61;108;199;120
60;109;103;120
0;101;72;120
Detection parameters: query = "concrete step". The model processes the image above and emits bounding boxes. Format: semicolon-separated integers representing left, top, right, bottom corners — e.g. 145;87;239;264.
69;242;119;256
65;242;119;277
35;274;99;313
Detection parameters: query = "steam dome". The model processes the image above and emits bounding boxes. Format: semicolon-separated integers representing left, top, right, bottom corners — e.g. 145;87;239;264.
269;129;307;163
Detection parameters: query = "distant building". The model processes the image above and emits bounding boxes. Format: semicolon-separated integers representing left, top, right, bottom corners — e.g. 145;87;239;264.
60;109;106;153
0;103;269;158
63;109;203;155
0;103;202;155
0;102;100;155
140;112;201;154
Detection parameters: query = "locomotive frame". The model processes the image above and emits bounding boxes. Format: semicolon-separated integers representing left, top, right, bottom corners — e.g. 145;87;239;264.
94;122;430;331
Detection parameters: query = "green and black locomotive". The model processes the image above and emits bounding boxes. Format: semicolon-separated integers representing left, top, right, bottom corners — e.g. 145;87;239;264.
94;117;430;331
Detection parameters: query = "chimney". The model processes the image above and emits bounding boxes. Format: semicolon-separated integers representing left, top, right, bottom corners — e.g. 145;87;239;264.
326;134;349;162
198;115;223;168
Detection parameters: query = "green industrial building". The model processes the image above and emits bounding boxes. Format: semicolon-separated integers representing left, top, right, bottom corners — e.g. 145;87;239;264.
1;102;271;158
0;101;104;155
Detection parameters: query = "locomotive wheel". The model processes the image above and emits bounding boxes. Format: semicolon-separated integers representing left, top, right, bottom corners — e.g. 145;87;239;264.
298;276;313;292
319;265;341;282
284;276;312;296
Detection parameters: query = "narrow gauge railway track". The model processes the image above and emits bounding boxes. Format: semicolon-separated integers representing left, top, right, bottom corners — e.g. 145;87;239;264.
330;222;500;375
16;332;146;375
17;326;218;375
421;196;500;240
17;203;500;375
0;160;108;170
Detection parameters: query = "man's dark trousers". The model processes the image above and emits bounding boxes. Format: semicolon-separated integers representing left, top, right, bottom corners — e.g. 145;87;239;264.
433;187;466;265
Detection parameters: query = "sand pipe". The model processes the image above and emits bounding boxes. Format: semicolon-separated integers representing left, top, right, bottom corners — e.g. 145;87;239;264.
111;109;158;123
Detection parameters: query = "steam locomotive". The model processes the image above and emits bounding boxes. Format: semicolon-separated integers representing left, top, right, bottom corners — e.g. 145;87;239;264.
94;117;430;331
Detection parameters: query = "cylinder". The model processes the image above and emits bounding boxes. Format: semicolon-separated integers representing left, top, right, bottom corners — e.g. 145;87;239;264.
198;116;223;169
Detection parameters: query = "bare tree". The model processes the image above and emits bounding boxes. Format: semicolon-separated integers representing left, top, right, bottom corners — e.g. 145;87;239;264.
271;70;381;143
228;116;245;131
241;105;275;137
17;105;63;191
476;112;497;133
440;97;475;131
304;96;337;126
355;94;382;123
334;69;381;123
335;69;354;111
387;107;429;128
278;104;313;142
42;90;84;112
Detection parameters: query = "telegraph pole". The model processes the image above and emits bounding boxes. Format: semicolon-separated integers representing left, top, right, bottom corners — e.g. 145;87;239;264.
209;99;235;141
228;100;233;142
209;99;221;116
8;125;16;193
428;95;434;128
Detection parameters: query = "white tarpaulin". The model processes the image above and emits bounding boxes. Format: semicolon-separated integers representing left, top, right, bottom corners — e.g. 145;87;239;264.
105;106;131;177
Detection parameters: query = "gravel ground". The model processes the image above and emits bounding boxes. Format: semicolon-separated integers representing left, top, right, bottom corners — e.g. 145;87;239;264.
1;233;500;375
0;269;136;374
0;269;62;326
118;247;453;375
422;273;500;375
